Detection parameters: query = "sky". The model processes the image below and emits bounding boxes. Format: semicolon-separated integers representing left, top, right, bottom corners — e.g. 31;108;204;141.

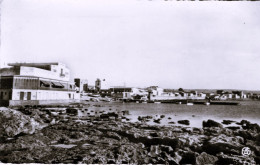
1;0;260;90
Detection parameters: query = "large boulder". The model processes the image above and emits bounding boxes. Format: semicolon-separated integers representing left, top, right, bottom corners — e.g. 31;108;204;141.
202;134;244;155
203;119;223;128
0;107;45;137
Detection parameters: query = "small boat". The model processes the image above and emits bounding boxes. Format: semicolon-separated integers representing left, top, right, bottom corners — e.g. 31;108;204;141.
187;103;194;106
154;102;161;104
204;102;210;105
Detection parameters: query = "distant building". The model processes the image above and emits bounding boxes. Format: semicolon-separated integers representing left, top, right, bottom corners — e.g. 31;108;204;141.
110;86;132;99
74;78;88;93
0;62;79;106
95;78;101;92
122;87;148;100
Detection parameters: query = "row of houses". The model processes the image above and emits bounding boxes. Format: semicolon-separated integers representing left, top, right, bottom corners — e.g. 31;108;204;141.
112;86;258;101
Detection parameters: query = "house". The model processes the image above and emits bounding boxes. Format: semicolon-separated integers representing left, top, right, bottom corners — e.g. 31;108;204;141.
122;87;148;100
0;62;80;106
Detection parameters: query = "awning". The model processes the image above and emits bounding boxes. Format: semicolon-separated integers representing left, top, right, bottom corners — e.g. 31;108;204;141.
51;82;64;88
40;80;50;87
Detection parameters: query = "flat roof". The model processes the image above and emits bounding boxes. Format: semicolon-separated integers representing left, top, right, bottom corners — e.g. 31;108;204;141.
8;62;61;67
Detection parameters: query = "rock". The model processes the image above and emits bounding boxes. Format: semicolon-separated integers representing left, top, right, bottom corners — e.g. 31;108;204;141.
202;134;243;155
153;119;161;124
234;130;255;141
182;127;193;133
168;122;175;124
0;107;45;137
203;119;223;128
196;152;218;165
237;120;260;132
179;151;196;164
177;120;190;125
161;145;173;153
216;152;256;165
148;145;161;157
226;126;240;130
173;152;182;164
89;151;96;156
222;120;235;125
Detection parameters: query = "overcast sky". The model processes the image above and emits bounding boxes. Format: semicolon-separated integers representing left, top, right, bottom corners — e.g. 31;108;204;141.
1;0;260;90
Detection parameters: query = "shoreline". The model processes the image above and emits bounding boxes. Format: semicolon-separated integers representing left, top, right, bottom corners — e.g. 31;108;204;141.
0;105;260;164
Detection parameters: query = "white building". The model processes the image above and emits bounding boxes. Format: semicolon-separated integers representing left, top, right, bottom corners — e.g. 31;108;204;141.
0;62;80;106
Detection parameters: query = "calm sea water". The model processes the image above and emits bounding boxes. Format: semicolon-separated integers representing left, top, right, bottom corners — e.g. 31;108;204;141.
83;100;260;128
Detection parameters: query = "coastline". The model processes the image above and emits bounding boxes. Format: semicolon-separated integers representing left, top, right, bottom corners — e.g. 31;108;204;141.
0;104;259;164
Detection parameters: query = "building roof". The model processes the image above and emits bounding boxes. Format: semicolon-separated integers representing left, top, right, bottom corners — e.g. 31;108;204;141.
8;62;61;67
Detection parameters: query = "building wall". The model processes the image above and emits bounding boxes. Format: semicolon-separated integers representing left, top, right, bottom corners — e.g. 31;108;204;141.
11;89;79;101
19;66;70;81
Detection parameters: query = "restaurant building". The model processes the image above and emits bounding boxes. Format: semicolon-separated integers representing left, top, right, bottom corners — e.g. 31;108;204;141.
0;62;80;106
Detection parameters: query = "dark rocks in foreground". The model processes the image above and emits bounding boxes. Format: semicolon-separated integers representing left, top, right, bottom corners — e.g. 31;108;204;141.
0;106;259;164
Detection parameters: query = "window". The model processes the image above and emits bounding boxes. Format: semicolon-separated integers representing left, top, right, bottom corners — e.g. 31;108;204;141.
68;93;71;99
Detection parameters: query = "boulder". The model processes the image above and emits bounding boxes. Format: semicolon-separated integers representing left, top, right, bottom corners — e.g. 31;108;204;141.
177;120;190;125
196;152;218;165
0;107;45;137
203;119;223;128
238;120;260;132
202;134;243;155
222;120;235;125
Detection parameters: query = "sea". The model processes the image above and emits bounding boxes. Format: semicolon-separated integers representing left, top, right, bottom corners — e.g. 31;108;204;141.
82;100;260;128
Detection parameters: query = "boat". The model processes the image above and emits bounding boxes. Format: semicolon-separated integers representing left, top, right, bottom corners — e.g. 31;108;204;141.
186;99;193;106
154;101;161;104
204;102;210;105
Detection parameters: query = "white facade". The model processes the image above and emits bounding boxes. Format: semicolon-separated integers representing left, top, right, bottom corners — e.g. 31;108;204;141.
11;89;79;101
0;62;79;106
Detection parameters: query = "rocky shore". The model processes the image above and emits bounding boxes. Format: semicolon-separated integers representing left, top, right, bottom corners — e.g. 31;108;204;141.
0;105;260;164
